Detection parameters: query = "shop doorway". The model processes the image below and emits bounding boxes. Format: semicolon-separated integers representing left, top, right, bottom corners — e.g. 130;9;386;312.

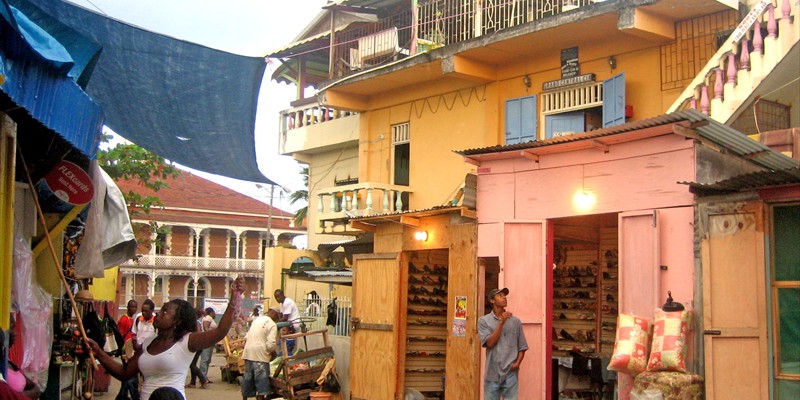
551;212;619;399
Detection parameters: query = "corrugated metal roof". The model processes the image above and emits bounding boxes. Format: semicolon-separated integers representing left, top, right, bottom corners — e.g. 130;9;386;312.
1;2;103;158
350;204;465;220
456;109;799;172
680;168;800;194
265;25;351;58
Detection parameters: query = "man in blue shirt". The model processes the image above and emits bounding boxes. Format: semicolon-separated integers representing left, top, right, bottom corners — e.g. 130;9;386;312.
478;288;528;400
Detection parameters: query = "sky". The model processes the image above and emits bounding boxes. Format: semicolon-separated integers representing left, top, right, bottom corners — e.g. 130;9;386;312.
66;0;329;213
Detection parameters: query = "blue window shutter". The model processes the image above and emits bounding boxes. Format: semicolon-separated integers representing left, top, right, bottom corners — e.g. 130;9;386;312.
506;98;521;144
520;95;537;142
545;111;585;139
603;72;626;127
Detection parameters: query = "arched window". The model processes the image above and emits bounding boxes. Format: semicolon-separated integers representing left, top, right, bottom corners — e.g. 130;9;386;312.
187;279;207;308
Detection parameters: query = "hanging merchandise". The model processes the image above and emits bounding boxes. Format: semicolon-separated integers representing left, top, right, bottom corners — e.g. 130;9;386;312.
81;302;106;352
101;303;124;356
11;232;53;376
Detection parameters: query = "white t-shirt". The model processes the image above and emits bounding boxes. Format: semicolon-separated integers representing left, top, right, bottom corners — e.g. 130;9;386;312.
242;315;277;363
202;315;218;331
280;298;300;326
138;334;195;400
133;315;156;345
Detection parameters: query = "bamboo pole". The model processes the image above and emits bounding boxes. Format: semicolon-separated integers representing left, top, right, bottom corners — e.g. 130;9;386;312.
18;150;98;370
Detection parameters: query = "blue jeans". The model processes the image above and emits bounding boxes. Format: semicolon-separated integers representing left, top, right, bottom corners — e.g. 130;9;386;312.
484;371;519;400
241;360;270;397
199;347;214;378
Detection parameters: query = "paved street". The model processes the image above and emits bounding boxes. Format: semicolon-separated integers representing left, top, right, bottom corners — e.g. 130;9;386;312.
96;352;247;400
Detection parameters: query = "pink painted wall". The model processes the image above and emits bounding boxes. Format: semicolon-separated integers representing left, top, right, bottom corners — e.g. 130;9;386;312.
474;133;700;397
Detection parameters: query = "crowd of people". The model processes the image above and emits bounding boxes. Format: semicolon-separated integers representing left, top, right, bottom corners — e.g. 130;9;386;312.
0;279;314;400
97;285;304;400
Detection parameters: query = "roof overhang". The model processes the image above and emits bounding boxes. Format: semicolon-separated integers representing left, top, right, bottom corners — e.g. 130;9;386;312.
349;205;476;231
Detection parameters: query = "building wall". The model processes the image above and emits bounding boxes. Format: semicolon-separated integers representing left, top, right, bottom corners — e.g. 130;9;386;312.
170;226;192;256
208;229;228;258
305;146;360;249
243;231;261;259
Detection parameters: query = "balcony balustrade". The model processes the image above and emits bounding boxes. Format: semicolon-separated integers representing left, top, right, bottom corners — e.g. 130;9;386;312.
278;102;360;155
121;254;265;271
669;0;798;124
316;182;413;233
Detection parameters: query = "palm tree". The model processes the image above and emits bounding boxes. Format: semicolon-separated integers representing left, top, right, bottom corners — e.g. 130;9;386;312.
289;166;308;227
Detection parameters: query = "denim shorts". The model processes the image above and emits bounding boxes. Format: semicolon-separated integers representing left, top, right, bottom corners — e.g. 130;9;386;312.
241;360;271;397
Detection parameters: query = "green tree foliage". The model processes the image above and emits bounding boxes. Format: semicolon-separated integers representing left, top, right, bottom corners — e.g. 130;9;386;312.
97;135;180;248
289;166;308;227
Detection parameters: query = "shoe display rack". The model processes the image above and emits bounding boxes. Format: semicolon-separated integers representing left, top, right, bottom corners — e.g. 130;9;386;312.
598;227;619;357
552;227;620;358
405;252;448;400
552;243;598;356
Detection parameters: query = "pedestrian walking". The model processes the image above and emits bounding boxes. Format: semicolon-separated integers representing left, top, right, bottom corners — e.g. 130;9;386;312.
478;288;528;400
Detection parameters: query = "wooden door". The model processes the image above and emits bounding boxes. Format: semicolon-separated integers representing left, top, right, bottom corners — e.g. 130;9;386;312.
618;210;661;318
501;221;549;399
701;203;768;400
350;253;401;400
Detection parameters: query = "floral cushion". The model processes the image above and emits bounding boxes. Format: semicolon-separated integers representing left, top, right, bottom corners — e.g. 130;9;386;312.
634;371;704;400
608;314;651;376
647;309;692;373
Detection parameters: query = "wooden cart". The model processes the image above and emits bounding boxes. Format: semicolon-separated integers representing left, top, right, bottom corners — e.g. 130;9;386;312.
269;329;335;400
221;336;246;383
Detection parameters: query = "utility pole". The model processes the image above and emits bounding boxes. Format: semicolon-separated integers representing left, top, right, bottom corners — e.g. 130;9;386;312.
267;184;274;247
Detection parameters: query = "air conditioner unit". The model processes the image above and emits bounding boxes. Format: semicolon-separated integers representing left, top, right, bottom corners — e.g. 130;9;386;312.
349;48;362;70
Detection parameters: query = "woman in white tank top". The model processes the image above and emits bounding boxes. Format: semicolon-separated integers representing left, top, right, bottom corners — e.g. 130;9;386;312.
87;276;245;400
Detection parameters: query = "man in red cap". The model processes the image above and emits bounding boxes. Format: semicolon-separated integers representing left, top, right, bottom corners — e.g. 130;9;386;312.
478;287;528;400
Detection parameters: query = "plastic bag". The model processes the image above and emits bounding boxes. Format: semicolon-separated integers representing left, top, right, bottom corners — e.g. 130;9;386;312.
101;303;124;356
12;232;53;376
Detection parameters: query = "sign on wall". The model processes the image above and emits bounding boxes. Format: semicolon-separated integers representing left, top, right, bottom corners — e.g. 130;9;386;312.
561;47;579;79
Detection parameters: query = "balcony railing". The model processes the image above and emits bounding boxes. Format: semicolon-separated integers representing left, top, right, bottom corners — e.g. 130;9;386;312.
316;182;413;232
121;254;265;271
332;0;599;78
668;1;799;124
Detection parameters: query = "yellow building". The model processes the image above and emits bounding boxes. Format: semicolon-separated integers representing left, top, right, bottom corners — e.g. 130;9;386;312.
269;1;799;399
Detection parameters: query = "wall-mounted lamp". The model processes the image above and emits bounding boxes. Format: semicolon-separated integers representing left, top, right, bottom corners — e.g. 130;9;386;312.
522;74;531;88
608;55;617;71
414;231;428;242
572;165;597;213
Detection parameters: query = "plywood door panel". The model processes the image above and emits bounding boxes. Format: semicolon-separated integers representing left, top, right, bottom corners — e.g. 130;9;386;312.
350;253;401;400
618;211;660;319
501;221;547;399
701;206;768;400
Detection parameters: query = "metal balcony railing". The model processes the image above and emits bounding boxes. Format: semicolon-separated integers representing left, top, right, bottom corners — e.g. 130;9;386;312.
121;254;265;271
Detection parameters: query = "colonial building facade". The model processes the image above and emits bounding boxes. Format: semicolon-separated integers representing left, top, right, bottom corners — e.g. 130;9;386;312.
115;171;305;308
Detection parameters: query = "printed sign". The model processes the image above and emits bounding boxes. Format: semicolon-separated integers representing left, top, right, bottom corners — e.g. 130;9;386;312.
452;319;466;337
455;296;467;319
43;160;94;205
204;298;229;317
561;47;579;79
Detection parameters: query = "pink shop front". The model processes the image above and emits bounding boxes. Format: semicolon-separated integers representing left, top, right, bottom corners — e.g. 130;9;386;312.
457;110;799;400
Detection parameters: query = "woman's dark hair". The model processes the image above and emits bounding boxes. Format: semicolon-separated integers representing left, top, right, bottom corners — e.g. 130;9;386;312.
205;307;215;315
150;386;184;400
168;299;197;341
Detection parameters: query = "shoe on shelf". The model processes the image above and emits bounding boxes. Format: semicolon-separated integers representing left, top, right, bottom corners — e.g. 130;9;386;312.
560;329;575;341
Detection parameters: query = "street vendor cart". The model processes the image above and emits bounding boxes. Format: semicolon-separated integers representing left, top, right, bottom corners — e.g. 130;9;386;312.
270;328;336;400
221;336;246;383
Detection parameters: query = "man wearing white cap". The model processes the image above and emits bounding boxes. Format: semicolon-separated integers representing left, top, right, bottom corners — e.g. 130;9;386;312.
478;287;528;400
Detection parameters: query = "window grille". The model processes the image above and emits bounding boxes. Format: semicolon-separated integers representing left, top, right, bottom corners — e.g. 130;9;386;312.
392;122;410;144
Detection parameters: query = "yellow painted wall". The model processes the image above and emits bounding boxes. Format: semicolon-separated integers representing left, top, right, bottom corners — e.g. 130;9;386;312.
0;114;16;329
89;266;120;301
355;41;677;212
263;246;352;308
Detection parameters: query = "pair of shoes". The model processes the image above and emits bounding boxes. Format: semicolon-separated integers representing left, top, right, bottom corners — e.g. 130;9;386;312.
185;384;196;388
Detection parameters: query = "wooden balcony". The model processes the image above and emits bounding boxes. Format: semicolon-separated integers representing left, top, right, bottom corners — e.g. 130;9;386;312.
121;254;265;271
668;0;799;127
316;182;413;234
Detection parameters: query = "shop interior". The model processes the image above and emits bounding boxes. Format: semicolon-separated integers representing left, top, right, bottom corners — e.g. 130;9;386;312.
403;249;449;400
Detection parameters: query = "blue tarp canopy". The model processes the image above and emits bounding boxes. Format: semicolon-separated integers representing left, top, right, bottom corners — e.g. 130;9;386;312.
1;0;103;158
13;0;275;183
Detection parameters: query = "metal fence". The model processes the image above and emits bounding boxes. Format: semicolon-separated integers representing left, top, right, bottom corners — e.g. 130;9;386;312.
302;297;352;337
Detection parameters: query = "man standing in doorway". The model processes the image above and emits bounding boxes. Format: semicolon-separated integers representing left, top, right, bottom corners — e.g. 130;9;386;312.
115;300;139;400
478;288;528;400
240;308;278;400
273;289;300;330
